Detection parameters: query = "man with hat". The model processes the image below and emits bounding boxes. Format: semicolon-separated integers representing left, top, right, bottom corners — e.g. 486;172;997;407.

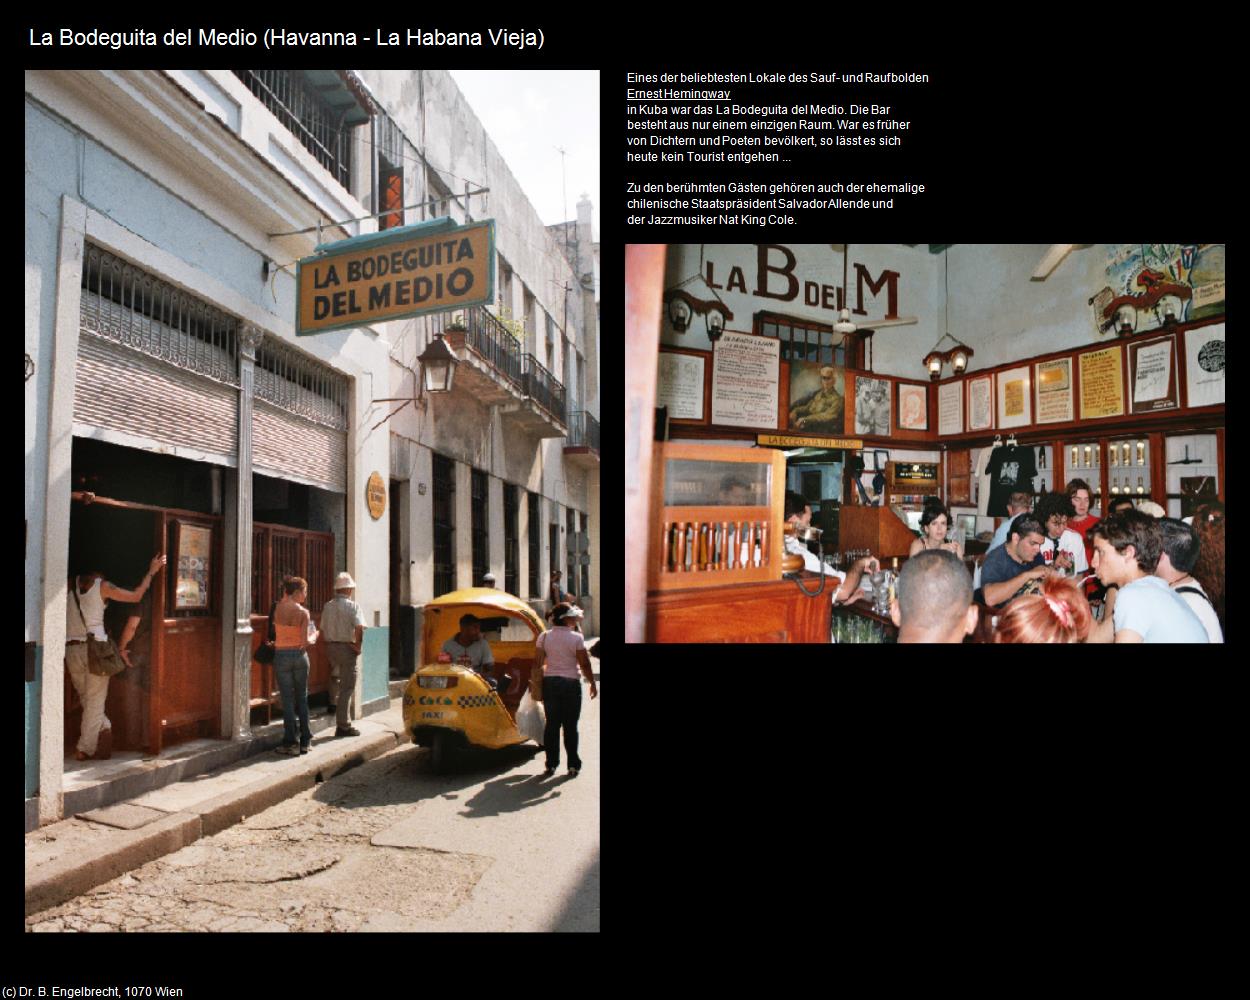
789;365;844;432
320;572;366;737
443;612;509;695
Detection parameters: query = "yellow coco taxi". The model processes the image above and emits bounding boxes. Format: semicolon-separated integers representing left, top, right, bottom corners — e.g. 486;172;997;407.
402;587;546;771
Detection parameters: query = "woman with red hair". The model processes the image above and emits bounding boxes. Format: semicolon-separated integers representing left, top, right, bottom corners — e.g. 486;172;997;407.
1190;502;1225;634
993;574;1093;643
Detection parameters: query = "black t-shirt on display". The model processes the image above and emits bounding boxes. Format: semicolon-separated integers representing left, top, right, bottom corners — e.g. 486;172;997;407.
986;445;1037;516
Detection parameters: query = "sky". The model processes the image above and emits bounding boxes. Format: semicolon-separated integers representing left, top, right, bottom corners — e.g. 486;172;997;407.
449;70;599;240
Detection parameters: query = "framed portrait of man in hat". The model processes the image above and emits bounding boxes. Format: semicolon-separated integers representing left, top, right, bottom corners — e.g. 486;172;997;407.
788;360;844;434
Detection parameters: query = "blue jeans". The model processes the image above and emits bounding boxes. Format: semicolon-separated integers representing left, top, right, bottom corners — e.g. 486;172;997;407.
274;649;312;748
542;676;583;771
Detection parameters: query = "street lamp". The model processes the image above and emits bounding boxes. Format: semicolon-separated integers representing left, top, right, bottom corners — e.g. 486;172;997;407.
418;333;457;393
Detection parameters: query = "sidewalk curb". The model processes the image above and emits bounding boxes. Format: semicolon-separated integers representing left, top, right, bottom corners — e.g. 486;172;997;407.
26;728;418;917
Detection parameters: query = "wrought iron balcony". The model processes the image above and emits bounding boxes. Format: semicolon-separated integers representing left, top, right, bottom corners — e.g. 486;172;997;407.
429;307;568;435
563;411;600;467
567;411;599;451
521;354;567;426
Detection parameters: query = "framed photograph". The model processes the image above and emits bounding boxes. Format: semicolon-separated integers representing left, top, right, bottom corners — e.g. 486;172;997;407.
956;513;977;541
996;365;1032;428
853;375;891;436
967;375;994;431
1129;334;1179;414
1035;357;1074;424
897;383;928;430
938;379;963;436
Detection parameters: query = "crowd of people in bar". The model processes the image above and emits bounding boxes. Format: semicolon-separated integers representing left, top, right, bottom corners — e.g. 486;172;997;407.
886;480;1224;644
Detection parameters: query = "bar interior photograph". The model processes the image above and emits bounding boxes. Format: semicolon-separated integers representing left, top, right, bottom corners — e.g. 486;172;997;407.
626;244;1226;644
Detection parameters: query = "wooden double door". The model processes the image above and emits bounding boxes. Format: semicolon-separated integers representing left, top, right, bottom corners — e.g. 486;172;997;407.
248;523;336;721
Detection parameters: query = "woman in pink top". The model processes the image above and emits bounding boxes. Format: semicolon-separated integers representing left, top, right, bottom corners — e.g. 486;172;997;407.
532;603;598;778
272;576;318;755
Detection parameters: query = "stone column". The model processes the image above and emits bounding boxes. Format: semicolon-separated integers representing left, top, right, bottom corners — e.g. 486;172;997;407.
229;323;265;740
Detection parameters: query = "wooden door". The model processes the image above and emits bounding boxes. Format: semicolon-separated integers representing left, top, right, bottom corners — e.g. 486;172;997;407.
249;522;337;715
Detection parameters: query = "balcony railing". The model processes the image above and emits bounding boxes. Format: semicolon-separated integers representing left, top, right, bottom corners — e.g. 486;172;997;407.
522;354;567;425
566;411;600;453
234;70;353;188
432;306;523;387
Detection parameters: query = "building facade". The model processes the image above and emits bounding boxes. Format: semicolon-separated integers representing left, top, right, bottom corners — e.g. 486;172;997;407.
25;69;599;830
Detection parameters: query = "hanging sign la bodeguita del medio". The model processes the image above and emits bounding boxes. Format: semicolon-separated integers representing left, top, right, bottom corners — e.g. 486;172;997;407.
297;218;495;336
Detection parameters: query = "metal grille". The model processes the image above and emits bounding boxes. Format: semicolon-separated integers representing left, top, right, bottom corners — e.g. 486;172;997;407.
432;454;456;597
504;485;519;597
528;491;542;598
234;70;353;188
80;244;238;386
522;354;567;425
304;534;334;611
471;469;489;587
567;411;600;452
255;337;349;431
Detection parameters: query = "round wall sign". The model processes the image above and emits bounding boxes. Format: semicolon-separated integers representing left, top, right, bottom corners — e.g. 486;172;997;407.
366;472;387;520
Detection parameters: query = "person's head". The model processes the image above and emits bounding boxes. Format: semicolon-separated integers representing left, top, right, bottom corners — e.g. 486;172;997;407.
551;570;562;582
1106;496;1136;517
481;572;497;588
919;503;951;543
1156;517;1200;580
818;366;837;390
457;613;481;642
1006;491;1032;518
993;575;1092;643
1066;479;1093;519
1034;492;1076;540
1091;510;1162;586
1135;499;1166;519
784;490;812;527
890;550;978;642
282;575;308;603
550;602;584;628
719;474;751;506
333;571;356;597
1006;513;1047;563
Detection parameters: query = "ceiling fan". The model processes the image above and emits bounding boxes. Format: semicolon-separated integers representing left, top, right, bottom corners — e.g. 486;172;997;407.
830;243;918;333
1032;244;1095;281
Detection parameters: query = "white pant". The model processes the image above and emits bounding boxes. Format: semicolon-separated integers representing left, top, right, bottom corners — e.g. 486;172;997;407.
65;642;111;756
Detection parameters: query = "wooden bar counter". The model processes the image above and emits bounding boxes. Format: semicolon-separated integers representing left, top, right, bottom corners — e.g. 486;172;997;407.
646;574;834;643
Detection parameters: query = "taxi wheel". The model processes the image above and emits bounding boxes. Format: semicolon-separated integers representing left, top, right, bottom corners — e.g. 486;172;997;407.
431;730;454;773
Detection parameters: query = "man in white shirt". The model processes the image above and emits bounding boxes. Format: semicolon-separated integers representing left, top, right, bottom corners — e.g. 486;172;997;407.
1034;492;1088;574
1156;517;1223;643
784;491;879;606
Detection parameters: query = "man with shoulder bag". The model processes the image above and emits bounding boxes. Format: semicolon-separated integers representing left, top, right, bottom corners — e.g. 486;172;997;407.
66;553;166;761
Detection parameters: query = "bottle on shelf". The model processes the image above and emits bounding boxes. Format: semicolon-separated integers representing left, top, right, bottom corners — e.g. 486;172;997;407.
1137;441;1146;466
1137;476;1145;495
1111;477;1120;495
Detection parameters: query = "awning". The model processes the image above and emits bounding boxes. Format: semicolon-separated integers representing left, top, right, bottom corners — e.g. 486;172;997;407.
301;70;372;126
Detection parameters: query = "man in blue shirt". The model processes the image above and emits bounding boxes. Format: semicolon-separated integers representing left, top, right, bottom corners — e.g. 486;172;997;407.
987;491;1033;552
1088;510;1208;643
977;512;1053;610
